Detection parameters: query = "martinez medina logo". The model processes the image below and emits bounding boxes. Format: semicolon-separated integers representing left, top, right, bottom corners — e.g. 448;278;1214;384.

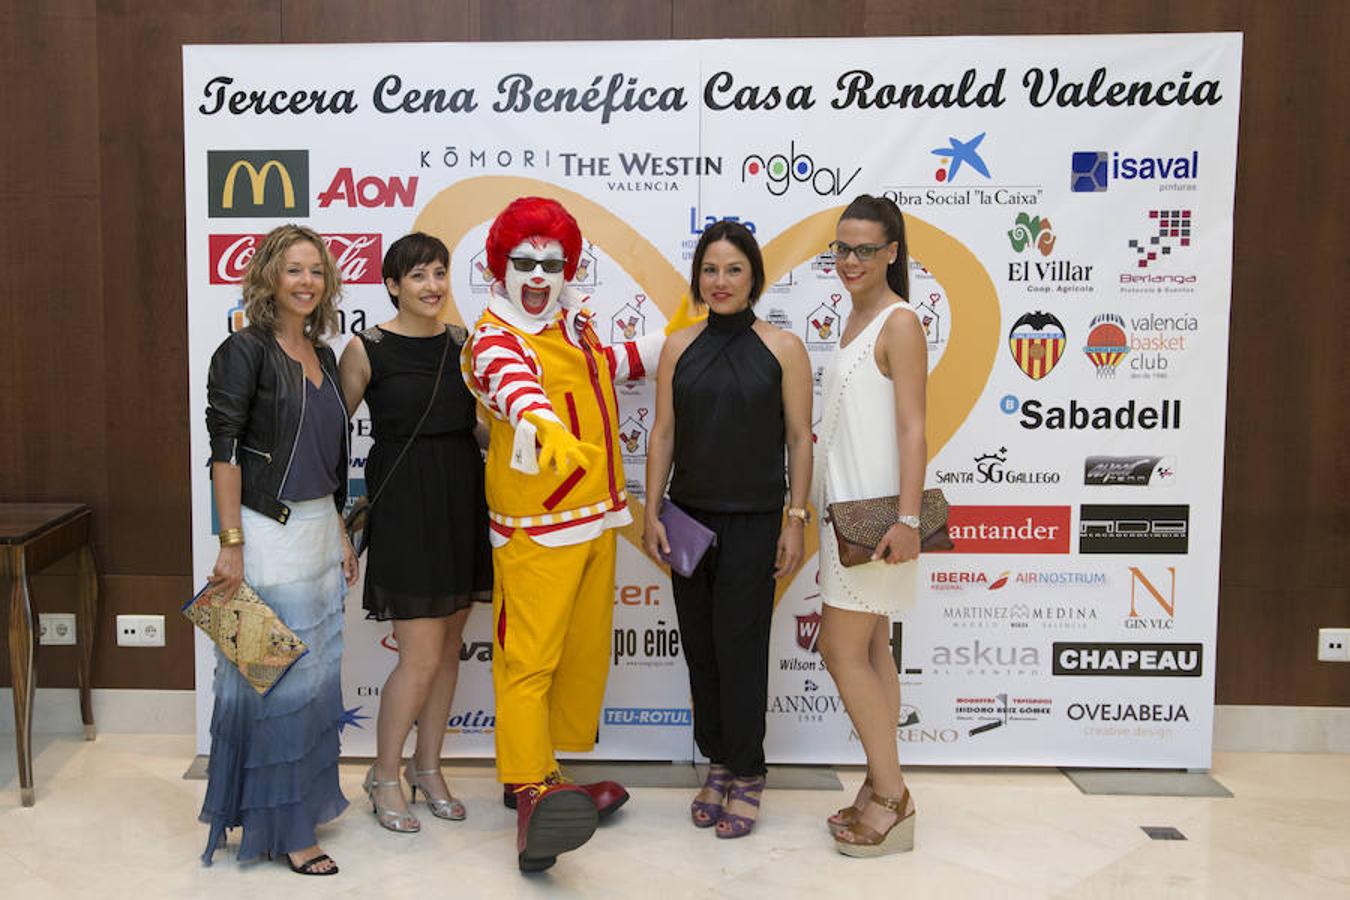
1083;314;1129;378
1005;211;1094;295
740;141;861;197
1008;311;1066;380
1079;505;1190;554
935;447;1060;486
1070;149;1199;193
1053;642;1202;677
207;150;309;218
955;692;1052;736
1084;455;1176;486
1003;395;1183;431
943;506;1071;554
209;233;382;285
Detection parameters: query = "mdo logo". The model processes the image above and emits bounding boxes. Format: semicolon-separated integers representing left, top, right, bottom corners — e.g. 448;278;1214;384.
942;506;1071;554
934;446;1060;486
1053;642;1202;677
1002;395;1183;431
1084;455;1177;486
1079;505;1189;554
1070;150;1199;193
740;141;861;197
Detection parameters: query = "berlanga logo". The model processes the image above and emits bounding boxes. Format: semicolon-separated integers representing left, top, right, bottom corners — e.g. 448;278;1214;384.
207;150;309;218
931;132;990;183
209;233;381;285
1084;455;1176;486
611;294;647;342
935;447;1061;486
317;168;418;208
804;294;844;349
1053;642;1202;677
1083;313;1129;378
943;506;1072;554
1070;149;1198;193
1128;209;1193;268
1008;311;1066;380
741;141;861;196
1079;505;1190;554
795;610;822;653
1007;211;1055;256
1127;566;1177;628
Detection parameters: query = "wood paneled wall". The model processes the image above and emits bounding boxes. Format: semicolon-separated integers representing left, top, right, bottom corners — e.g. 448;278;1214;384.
1;1;1345;705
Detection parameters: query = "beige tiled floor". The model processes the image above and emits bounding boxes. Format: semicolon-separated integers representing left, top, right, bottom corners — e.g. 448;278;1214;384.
1;735;1347;898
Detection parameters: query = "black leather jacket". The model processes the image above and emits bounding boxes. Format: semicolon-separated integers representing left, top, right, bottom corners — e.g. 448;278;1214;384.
206;325;348;524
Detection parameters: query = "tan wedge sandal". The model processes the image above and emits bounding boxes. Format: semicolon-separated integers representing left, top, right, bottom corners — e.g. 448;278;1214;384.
826;774;871;836
833;788;915;858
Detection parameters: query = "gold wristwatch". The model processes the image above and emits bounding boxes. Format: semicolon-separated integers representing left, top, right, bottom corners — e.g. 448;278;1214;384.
786;507;811;524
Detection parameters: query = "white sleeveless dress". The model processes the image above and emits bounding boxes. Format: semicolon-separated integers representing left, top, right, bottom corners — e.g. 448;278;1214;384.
815;301;920;615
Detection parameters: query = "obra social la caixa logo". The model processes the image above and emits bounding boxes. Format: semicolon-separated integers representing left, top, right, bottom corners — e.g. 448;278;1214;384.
936;506;1072;554
209;234;383;285
740;141;861;196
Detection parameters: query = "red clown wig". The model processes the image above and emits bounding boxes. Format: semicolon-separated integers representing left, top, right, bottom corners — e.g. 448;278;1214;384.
485;196;583;282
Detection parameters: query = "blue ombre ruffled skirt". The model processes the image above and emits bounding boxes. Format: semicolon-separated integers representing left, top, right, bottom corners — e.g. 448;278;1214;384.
199;497;349;865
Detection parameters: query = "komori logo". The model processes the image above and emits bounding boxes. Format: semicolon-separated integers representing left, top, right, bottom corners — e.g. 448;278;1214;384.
208;150;309;217
1053;642;1202;677
317;168;418;208
1071;150;1199;192
931;132;990;183
209;233;382;285
740;141;861;196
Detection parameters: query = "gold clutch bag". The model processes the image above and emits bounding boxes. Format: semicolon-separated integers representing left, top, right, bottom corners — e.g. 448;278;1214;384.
825;488;954;567
182;581;308;696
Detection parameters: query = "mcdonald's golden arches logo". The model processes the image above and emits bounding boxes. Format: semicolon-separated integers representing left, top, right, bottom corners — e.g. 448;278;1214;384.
208;150;309;217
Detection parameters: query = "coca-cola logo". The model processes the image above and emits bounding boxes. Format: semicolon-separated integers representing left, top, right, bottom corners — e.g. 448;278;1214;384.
208;233;382;285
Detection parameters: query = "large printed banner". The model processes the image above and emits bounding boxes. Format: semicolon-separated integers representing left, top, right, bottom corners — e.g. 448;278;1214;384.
185;34;1241;768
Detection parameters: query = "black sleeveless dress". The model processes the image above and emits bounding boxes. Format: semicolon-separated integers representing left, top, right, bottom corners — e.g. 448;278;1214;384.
358;325;492;620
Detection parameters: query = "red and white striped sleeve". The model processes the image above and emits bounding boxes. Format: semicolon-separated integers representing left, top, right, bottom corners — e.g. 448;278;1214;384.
468;323;555;426
599;331;663;384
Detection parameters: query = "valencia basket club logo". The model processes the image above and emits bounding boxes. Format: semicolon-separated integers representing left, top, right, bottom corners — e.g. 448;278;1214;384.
1083;314;1129;378
1008;311;1066;380
208;150;309;218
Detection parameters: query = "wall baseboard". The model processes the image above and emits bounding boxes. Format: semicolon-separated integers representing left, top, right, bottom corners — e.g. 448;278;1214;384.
3;693;1345;754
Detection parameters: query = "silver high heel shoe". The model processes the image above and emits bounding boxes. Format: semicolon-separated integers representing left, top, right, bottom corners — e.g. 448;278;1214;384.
363;765;421;833
404;764;467;821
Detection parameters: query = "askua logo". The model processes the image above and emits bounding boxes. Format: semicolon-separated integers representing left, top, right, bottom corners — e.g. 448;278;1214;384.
208;150;309;217
1053;642;1202;677
741;141;861;196
1009;396;1182;431
931;640;1041;671
1066;702;1189;722
1084;455;1176;486
935;446;1060;486
317;167;418;208
1079;505;1190;554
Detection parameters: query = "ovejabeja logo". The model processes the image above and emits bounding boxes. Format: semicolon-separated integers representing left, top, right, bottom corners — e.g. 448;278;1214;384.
1070;149;1199;193
1079;504;1190;554
207;150;309;217
934;447;1061;486
1084;455;1176;486
1005;211;1094;295
1002;394;1183;431
740;141;861;196
942;506;1071;553
1065;701;1189;722
1128;209;1193;268
1126;566;1177;628
209;233;382;284
1083;313;1129;378
1053;642;1203;677
1007;311;1067;380
317;167;418;208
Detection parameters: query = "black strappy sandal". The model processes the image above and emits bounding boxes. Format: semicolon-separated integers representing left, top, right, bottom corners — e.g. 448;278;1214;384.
287;852;339;876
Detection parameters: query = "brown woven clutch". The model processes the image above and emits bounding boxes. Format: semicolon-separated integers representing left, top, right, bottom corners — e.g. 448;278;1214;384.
825;488;953;567
182;581;308;696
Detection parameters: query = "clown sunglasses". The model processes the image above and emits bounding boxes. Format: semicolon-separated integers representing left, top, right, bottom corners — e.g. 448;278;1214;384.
827;240;891;261
508;257;567;274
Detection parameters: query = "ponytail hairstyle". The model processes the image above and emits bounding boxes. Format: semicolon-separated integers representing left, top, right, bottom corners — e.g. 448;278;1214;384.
838;194;909;300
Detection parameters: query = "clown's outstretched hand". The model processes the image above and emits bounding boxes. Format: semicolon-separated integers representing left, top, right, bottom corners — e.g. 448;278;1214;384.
524;411;602;473
664;294;708;336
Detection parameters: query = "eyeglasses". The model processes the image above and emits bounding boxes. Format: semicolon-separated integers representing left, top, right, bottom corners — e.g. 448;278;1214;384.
508;257;566;274
828;241;890;261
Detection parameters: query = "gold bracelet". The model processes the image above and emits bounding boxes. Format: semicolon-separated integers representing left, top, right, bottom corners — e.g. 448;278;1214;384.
218;527;245;548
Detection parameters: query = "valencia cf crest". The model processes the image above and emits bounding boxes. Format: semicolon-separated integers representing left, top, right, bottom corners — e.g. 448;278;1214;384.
795;611;822;653
1008;310;1067;380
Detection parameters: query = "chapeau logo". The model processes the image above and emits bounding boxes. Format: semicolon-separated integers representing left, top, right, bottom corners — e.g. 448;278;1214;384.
208;150;309;217
1053;642;1202;677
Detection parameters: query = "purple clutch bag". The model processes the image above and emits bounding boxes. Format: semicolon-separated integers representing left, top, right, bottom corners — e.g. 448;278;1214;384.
658;499;717;578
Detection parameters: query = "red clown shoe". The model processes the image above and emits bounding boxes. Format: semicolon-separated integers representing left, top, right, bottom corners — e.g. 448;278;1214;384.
515;781;599;872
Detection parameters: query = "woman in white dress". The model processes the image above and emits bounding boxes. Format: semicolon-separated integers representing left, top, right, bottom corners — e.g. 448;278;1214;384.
815;195;927;857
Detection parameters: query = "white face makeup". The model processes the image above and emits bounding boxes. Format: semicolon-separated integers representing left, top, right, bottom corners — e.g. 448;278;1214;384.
503;238;566;319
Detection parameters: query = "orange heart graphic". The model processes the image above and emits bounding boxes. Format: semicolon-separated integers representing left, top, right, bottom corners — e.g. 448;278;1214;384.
414;176;999;601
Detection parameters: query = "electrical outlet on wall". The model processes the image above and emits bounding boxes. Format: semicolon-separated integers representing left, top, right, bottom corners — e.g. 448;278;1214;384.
39;613;78;646
117;614;166;647
1317;628;1350;662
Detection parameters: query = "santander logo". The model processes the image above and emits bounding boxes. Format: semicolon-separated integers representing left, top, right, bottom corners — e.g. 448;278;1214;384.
209;233;382;285
937;506;1072;554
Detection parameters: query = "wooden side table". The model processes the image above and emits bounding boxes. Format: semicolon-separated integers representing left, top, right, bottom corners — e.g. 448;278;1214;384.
0;503;98;806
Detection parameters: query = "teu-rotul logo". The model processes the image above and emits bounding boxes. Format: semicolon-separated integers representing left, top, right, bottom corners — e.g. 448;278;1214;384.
940;506;1071;554
1084;455;1176;486
1053;642;1202;677
1079;505;1190;554
1070;149;1199;193
1002;395;1183;431
210;233;382;284
317;167;418;208
208;150;309;217
740;141;861;196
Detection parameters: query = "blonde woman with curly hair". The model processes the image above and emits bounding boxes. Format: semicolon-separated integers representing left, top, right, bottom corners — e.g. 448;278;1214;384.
200;224;358;875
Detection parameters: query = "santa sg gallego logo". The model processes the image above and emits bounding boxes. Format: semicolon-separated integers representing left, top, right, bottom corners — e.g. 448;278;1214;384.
934;446;1061;487
1001;394;1183;431
740;140;861;196
941;505;1071;554
209;233;382;285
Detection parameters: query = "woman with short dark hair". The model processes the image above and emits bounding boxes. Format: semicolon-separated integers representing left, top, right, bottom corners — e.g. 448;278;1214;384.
337;232;491;834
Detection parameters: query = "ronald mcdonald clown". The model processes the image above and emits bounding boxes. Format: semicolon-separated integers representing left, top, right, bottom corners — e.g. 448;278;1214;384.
464;197;699;871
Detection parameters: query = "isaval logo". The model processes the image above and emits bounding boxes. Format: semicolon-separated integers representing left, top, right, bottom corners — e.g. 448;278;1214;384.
1071;150;1199;193
1053;642;1202;677
1079;505;1189;554
1008;311;1067;380
1083;314;1129;378
931;132;990;183
208;150;309;218
740;141;860;196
